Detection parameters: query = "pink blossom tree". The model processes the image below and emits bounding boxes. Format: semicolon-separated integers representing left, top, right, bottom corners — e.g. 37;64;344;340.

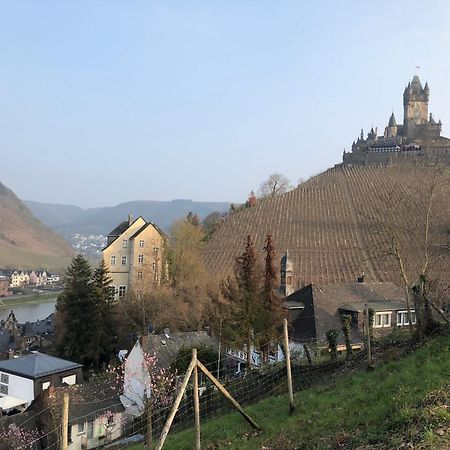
0;424;41;450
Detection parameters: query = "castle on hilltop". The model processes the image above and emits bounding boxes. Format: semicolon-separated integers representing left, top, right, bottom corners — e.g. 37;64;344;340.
343;75;450;166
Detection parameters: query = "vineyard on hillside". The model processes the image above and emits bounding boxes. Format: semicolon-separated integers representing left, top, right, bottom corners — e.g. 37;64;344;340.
204;165;450;287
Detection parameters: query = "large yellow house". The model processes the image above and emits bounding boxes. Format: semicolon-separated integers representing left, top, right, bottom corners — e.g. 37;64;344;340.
102;216;166;300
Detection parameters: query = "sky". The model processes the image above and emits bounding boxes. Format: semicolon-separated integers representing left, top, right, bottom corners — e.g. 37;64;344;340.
1;1;450;207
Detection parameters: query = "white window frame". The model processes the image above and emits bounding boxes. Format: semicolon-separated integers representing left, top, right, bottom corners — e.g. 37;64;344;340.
121;256;127;266
397;310;416;326
139;240;144;248
110;256;116;266
118;285;127;298
137;271;143;279
138;254;144;264
373;312;392;328
122;239;128;248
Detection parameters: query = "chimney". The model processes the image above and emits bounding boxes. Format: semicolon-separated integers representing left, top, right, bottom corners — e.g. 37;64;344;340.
357;271;365;283
128;214;133;225
8;349;14;359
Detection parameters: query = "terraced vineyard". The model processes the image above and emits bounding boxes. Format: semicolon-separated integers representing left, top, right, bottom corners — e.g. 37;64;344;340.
204;165;450;287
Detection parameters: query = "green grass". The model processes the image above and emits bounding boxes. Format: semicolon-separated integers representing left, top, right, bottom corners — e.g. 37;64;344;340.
0;291;60;307
133;332;450;449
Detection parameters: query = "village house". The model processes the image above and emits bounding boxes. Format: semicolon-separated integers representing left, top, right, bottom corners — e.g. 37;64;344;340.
10;271;30;287
102;215;166;301
283;281;414;355
121;331;217;416
0;272;11;297
0;352;83;414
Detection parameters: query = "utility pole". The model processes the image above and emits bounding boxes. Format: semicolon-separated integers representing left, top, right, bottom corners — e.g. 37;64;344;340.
193;349;201;450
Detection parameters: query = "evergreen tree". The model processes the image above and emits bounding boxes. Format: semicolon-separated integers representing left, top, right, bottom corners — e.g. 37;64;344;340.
260;234;282;361
341;315;353;360
221;235;263;370
55;255;94;366
90;259;117;369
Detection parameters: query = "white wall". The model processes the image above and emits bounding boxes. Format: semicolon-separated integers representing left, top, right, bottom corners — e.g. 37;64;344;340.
123;340;151;415
0;371;34;402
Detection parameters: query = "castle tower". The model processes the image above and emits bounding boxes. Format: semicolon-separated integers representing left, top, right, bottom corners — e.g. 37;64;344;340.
387;112;397;138
280;250;294;297
403;75;429;140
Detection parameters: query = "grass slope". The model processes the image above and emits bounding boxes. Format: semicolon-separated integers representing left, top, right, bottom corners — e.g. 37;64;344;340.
152;333;450;449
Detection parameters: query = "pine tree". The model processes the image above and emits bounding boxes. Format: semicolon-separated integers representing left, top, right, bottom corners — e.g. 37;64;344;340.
55;255;95;366
221;235;263;370
90;259;117;369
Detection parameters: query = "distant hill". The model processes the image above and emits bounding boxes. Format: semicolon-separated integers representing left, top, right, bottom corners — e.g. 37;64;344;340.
204;165;450;286
0;182;74;269
26;199;231;237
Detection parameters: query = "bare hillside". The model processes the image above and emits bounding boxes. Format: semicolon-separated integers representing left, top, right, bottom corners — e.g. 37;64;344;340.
204;166;450;287
0;182;73;269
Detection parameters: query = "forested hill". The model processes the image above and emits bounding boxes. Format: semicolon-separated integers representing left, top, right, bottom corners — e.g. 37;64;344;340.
26;199;231;237
0;182;73;269
204;165;450;287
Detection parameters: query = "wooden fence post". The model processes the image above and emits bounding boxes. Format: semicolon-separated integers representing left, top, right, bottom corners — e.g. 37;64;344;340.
146;400;153;450
61;392;69;450
155;354;196;450
193;349;201;450
283;318;295;413
365;303;373;368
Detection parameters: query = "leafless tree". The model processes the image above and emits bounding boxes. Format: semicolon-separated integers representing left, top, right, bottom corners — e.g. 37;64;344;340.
360;166;450;337
258;173;293;198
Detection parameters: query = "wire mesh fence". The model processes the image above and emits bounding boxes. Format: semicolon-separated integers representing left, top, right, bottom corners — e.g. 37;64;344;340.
0;318;383;450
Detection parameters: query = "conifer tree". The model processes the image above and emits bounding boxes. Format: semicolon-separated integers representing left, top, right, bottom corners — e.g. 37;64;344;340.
90;259;117;369
260;234;282;361
221;235;263;370
55;255;94;366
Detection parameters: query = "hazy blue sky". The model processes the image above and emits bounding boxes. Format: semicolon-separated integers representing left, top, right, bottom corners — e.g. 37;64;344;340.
1;1;450;207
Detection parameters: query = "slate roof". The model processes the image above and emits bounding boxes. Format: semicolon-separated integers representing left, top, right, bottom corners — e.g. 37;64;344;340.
0;353;82;379
339;300;407;312
22;314;54;338
312;282;406;343
108;221;130;237
143;331;218;369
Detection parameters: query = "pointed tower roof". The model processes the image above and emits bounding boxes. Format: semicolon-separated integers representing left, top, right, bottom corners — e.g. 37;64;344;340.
410;75;423;94
388;112;397;127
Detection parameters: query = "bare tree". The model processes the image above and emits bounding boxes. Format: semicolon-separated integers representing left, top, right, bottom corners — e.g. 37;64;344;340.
361;166;450;337
258;173;293;198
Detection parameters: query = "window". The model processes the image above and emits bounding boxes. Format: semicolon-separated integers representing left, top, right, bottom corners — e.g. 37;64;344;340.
110;256;116;266
139;240;144;248
0;373;9;384
62;374;76;385
118;285;127;298
42;381;50;390
137;271;143;279
0;384;8;395
138;254;144;264
121;256;127;265
397;311;416;326
87;421;94;438
68;426;72;444
374;312;391;328
78;421;85;433
152;262;156;271
122;239;128;248
287;276;292;285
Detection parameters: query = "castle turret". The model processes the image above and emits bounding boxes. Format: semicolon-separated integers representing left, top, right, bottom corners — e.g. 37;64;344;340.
280;250;294;297
387;112;397;137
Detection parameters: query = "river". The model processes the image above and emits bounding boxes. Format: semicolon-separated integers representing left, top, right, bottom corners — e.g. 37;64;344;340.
0;299;57;323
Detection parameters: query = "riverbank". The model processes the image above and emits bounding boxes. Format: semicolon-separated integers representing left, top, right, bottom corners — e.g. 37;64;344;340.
0;291;61;307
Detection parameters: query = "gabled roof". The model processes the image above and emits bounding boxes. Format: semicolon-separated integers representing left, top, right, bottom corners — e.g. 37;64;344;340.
128;221;167;241
143;331;217;369
0;353;82;379
107;221;130;237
